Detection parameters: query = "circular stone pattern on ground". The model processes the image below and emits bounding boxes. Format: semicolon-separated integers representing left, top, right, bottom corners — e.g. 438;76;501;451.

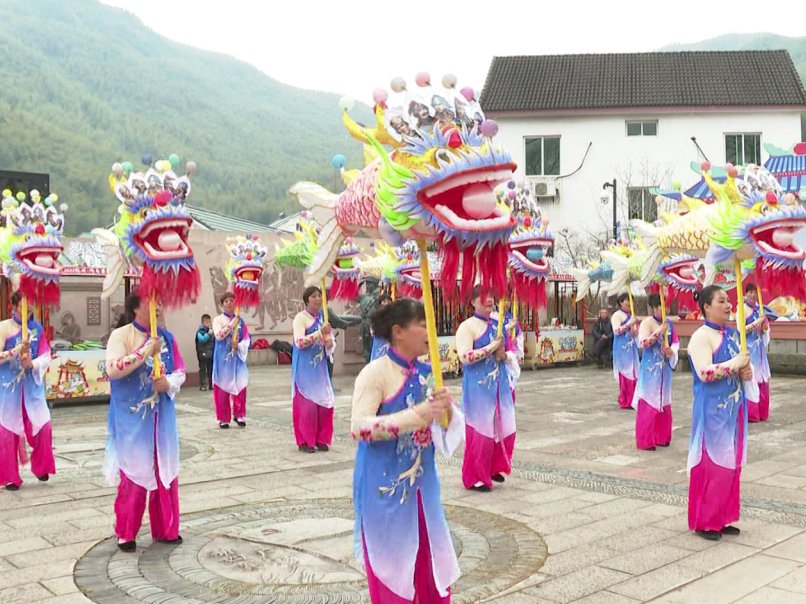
75;497;547;603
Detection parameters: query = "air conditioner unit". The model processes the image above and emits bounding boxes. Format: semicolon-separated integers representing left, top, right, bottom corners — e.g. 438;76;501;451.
528;176;558;198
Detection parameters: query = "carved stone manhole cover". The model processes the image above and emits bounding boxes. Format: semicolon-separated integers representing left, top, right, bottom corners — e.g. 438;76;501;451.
74;497;547;603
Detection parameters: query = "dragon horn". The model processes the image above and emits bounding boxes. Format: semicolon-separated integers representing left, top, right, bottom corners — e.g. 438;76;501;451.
341;104;403;149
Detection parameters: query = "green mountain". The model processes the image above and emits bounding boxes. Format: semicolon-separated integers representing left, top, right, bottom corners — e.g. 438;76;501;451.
660;33;806;84
0;0;367;235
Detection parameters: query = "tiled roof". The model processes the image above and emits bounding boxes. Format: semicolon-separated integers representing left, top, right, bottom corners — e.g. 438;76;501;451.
186;204;276;233
481;51;806;113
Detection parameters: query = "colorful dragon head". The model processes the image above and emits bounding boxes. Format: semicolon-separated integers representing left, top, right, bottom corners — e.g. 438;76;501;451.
225;234;267;308
99;157;200;307
328;237;361;300
704;164;806;299
340;73;517;299
655;254;701;309
500;181;554;308
0;189;66;306
392;241;427;299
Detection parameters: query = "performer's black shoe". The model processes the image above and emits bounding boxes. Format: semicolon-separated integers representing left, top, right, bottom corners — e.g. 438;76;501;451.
492;474;506;483
219;422;230;429
721;525;741;535
5;483;19;491
37;474;49;481
695;530;722;541
316;444;329;452
469;484;492;492
117;540;137;552
299;445;316;453
160;535;183;544
235;419;246;427
646;447;656;451
658;443;670;447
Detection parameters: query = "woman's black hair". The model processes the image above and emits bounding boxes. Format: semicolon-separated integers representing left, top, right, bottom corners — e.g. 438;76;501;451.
302;285;321;305
647;293;661;309
371;298;425;342
696;284;723;315
376;294;393;307
117;293;141;328
10;291;21;306
219;292;235;305
617;292;629;305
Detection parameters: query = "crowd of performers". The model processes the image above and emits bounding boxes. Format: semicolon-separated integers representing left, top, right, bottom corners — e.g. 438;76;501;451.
610;282;768;542
0;277;776;593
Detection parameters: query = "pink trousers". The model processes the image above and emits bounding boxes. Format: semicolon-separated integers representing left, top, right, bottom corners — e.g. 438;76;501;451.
114;469;179;542
635;400;672;450
213;386;246;423
292;388;334;448
747;381;770;423
688;412;744;532
0;404;55;487
363;491;450;604
462;423;516;489
618;374;637;409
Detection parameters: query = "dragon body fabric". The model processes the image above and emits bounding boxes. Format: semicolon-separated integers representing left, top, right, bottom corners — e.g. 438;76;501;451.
93;159;200;307
505;190;554;309
0;189;66;306
225;235;267;308
290;74;516;301
632;165;806;299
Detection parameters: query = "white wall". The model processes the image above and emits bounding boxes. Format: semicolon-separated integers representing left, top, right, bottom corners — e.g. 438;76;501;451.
493;109;803;255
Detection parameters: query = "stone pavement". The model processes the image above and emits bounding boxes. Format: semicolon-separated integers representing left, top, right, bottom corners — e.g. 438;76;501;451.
2;365;806;603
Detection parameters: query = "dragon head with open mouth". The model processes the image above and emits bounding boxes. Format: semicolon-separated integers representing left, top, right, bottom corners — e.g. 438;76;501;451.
225;234;267;308
656;254;701;309
501;181;554;308
329;237;361;301
706;164;806;299
93;157;200;306
0;189;66;306
291;73;516;301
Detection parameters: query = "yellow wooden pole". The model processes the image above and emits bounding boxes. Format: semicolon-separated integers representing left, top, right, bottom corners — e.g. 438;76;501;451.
756;284;765;319
496;298;505;338
231;305;240;348
149;291;162;378
391;281;397;301
417;239;448;428
734;257;747;352
659;285;669;346
20;296;28;342
320;278;329;324
626;286;635;317
511;291;519;338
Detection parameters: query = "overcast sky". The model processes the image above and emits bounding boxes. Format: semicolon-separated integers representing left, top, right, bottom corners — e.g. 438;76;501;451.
103;0;802;101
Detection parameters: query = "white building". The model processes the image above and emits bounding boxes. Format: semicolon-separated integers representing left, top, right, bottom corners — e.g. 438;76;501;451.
481;51;806;258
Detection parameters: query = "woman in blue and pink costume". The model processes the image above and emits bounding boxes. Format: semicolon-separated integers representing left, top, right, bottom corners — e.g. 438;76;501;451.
0;291;56;490
212;292;250;429
742;283;771;422
291;285;335;453
457;286;516;492
687;285;752;541
369;294;393;360
104;294;186;552
351;298;460;603
611;292;639;409
632;293;679;450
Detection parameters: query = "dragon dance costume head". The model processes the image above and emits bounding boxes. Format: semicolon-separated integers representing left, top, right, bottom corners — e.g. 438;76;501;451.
225;234;267;308
290;72;517;301
0;189;66;306
94;157;200;307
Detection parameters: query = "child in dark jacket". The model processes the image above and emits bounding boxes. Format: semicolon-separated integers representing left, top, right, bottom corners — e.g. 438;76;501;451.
196;314;214;390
